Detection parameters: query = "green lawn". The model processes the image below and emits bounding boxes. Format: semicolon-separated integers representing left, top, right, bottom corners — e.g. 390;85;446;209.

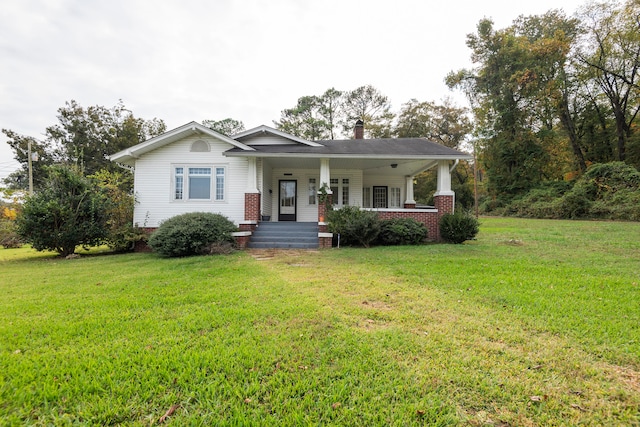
1;217;639;426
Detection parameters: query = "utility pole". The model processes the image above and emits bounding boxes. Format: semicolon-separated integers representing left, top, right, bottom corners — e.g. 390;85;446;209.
473;140;479;218
28;139;34;195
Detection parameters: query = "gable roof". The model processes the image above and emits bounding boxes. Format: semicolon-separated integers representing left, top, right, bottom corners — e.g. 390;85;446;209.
232;125;324;147
109;121;254;165
225;137;471;160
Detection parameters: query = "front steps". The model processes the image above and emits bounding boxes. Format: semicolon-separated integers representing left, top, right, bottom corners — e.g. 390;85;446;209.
247;222;319;249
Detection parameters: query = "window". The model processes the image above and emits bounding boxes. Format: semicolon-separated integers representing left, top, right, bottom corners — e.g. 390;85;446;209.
362;187;371;208
308;178;317;205
373;186;388;208
215;167;225;201
342;179;350;206
175;167;184;200
330;177;350;207
390;187;401;208
173;166;225;201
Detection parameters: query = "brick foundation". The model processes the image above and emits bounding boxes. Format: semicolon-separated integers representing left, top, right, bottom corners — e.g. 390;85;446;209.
375;210;440;241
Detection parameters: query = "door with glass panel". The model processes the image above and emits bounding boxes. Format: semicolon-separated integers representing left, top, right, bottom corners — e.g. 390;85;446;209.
278;180;297;221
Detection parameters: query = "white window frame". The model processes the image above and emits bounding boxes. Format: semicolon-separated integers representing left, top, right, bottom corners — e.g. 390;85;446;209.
390;187;402;208
172;165;226;202
330;176;351;207
308;177;317;205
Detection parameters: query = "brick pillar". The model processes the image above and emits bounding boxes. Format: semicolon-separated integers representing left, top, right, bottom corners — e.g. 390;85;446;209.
245;193;260;222
434;194;454;242
318;194;333;248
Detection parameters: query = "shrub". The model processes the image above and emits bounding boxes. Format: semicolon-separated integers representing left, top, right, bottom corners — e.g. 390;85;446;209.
327;205;380;248
148;212;237;257
91;169;136;252
439;211;480;244
378;218;428;245
16;166;111;256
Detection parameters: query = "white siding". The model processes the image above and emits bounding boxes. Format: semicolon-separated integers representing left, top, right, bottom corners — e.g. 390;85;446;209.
133;135;248;227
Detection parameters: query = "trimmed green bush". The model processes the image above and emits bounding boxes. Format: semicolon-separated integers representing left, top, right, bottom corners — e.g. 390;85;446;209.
378;218;428;245
148;212;237;257
439;211;480;244
327;205;380;248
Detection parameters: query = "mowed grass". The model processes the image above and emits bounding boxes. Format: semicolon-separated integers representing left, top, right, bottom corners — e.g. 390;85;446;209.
1;218;639;426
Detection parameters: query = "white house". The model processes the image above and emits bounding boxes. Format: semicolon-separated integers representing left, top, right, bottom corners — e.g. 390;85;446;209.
110;121;471;248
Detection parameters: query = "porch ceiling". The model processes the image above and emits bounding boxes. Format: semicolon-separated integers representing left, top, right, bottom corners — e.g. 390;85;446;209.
263;157;439;176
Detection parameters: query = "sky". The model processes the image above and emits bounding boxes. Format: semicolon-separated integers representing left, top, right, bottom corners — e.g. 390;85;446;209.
0;0;587;181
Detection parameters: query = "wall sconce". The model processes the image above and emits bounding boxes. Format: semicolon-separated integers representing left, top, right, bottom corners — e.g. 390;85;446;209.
269;189;272;194
391;163;398;168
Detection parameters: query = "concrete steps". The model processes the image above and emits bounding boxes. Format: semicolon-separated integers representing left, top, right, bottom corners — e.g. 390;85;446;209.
247;222;319;249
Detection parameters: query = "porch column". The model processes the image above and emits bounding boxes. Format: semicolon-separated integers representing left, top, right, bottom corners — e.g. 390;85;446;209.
245;157;259;193
434;160;455;240
319;158;331;192
404;175;416;209
318;157;333;248
243;157;260;226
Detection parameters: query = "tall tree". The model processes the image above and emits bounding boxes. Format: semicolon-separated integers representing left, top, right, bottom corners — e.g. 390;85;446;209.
274;95;331;141
394;98;472;149
341;85;394;138
3;100;166;191
317;88;343;139
46;100;166;176
202;118;245;136
576;0;640;163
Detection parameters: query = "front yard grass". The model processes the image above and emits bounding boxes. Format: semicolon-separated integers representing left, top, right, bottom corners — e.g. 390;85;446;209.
1;217;639;425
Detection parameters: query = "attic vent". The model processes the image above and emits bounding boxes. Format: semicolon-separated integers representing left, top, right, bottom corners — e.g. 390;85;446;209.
191;140;210;152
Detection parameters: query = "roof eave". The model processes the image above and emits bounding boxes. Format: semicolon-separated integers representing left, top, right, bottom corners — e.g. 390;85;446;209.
224;151;472;160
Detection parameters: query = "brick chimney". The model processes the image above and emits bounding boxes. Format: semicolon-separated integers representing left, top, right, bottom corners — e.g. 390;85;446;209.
354;119;364;139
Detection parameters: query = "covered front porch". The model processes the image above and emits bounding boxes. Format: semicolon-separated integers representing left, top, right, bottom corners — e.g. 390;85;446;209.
235;155;459;247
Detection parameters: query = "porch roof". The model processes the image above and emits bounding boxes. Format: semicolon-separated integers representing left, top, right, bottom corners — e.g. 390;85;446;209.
224;138;471;160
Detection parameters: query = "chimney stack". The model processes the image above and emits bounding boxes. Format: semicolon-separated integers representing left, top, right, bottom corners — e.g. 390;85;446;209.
354;119;364;139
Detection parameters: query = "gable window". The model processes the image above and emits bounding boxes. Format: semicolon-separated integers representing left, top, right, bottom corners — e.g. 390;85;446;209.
173;165;225;201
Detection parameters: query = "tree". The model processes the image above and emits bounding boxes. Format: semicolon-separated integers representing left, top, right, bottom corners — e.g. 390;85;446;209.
447;13;581;198
576;0;640;163
4;100;166;191
341;85;394;138
91;169;136;252
317;88;343;139
16;165;111;256
46;100;166;177
274;95;331;140
394;98;472;148
202;118;245;136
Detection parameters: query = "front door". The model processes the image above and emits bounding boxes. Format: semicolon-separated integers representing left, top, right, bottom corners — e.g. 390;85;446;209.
278;180;297;221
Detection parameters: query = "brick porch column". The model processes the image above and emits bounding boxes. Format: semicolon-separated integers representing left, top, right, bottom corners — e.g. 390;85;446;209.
318;192;333;248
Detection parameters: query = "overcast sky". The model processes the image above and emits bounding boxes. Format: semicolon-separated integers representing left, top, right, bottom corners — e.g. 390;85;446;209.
0;0;586;180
